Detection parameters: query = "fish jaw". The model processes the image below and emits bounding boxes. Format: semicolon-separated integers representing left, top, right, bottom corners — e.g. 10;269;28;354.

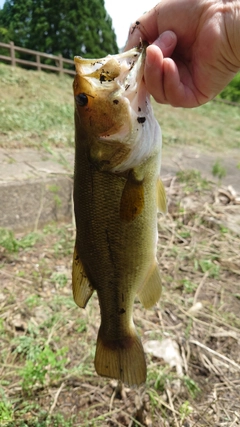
73;43;161;172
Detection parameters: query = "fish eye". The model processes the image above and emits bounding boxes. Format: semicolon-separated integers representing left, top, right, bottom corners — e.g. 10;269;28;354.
75;93;88;106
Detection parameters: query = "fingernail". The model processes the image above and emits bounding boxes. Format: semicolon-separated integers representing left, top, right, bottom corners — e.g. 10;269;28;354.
155;31;176;50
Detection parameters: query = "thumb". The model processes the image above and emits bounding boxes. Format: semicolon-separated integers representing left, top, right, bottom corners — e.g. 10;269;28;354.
153;31;177;57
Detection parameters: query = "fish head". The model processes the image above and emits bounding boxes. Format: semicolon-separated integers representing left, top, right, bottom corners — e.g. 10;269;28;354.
73;56;130;138
73;43;161;172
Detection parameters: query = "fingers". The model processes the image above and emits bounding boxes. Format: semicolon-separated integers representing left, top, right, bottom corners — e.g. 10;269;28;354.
153;31;177;58
125;27;142;51
144;45;165;102
144;32;198;107
126;28;201;107
160;58;192;107
144;46;200;107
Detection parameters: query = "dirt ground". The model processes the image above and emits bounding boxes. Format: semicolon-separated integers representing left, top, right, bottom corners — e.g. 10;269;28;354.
161;145;240;192
1;60;240;426
1;164;240;427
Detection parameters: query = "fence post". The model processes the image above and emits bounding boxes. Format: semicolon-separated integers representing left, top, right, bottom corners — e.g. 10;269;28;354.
10;41;16;66
58;54;63;76
36;54;41;71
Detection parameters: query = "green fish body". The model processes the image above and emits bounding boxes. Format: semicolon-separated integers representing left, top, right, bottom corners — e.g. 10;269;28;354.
72;44;166;386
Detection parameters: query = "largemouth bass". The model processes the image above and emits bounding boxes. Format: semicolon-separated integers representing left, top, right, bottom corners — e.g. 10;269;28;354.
72;43;166;386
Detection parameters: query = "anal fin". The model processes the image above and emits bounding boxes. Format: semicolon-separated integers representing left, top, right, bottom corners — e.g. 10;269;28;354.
72;245;94;308
137;262;162;309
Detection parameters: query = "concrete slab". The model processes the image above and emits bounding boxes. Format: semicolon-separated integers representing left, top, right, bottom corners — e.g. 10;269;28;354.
162;147;240;190
0;146;239;232
0;148;74;231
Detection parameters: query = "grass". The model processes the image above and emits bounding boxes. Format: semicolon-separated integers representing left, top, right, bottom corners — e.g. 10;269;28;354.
212;160;227;181
153;99;240;151
0;62;240;426
0;228;40;253
0;63;74;150
0;175;239;426
0;62;240;154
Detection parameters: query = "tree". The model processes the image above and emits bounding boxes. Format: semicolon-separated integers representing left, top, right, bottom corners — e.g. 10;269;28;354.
0;0;118;59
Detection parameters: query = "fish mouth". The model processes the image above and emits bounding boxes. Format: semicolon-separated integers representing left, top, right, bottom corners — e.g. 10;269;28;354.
74;41;147;76
74;42;148;118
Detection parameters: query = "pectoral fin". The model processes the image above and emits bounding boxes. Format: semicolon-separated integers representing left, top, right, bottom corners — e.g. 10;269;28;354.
72;246;94;308
120;169;144;222
157;178;167;214
137;262;162;309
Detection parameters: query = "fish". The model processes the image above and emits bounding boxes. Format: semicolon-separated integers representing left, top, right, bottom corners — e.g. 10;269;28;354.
72;42;166;386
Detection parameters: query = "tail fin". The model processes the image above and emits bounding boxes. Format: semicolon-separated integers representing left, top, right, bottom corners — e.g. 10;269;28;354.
94;328;146;386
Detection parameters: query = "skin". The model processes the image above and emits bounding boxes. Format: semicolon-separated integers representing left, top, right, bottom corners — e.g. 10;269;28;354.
125;0;240;107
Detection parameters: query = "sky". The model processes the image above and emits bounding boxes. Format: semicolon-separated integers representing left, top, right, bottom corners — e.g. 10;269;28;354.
0;0;158;49
104;0;158;48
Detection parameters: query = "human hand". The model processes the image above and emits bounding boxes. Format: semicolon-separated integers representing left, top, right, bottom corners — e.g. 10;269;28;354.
125;0;240;107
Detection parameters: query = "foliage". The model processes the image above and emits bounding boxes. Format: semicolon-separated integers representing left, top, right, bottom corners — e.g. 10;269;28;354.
19;344;68;393
212;160;226;180
219;72;240;102
0;182;239;425
0;388;14;424
176;169;209;192
183;376;201;399
0;60;240;152
0;228;40;253
0;62;74;149
0;0;118;61
179;400;193;421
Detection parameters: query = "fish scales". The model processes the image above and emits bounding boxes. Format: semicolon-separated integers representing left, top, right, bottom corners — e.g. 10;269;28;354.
72;44;167;386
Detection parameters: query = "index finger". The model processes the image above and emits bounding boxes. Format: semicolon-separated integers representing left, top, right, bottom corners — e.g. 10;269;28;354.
125;8;159;50
125;23;147;50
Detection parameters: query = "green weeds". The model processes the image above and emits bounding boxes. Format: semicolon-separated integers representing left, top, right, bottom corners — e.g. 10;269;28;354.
181;279;197;294
49;185;62;208
212;160;227;181
0;162;239;426
0;388;14;425
195;258;220;278
0;228;40;253
0;63;74;150
183;376;201;399
176;169;209;192
19;345;68;394
50;272;68;287
154;97;240;150
179;400;193;422
1;61;240;154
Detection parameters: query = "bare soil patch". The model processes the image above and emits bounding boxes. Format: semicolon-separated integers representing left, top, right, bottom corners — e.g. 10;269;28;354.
1;173;240;427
